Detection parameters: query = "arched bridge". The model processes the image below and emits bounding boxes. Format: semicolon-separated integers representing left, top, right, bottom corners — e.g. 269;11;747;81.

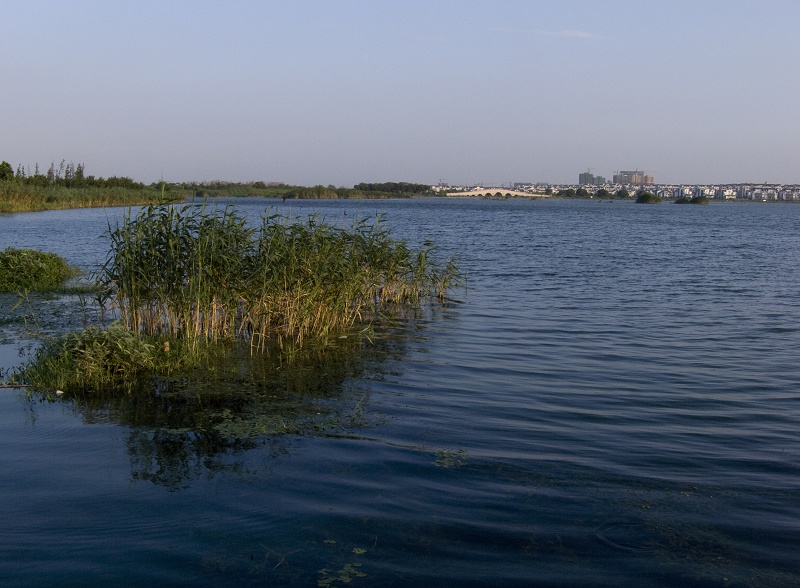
445;188;548;199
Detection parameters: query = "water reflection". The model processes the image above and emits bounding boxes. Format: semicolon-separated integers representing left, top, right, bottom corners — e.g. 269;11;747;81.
28;332;412;490
0;291;102;344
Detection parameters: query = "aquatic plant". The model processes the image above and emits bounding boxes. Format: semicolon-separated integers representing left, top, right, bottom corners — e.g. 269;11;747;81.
8;203;458;394
11;330;402;490
12;325;189;393
0;248;78;292
100;203;459;349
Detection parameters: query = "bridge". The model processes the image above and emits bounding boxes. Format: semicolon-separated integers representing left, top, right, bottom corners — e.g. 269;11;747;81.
445;188;548;199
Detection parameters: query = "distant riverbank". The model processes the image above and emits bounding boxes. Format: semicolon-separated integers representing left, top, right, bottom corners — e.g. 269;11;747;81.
0;182;435;213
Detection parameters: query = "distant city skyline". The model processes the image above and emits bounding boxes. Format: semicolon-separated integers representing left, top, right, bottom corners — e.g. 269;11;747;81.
2;1;799;187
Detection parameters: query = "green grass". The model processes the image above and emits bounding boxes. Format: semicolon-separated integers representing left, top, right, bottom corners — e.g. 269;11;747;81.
0;248;78;292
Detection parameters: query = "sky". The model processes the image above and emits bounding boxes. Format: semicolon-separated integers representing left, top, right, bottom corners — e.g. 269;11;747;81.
2;0;799;186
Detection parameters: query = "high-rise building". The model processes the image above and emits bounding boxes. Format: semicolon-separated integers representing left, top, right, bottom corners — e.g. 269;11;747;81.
579;171;607;185
613;170;654;185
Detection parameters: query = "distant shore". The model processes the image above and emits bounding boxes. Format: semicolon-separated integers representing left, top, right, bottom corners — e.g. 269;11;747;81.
0;181;433;214
3;175;798;214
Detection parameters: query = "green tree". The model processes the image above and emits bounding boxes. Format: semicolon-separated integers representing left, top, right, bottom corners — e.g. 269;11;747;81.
0;160;13;181
635;191;661;204
615;188;630;199
353;181;431;195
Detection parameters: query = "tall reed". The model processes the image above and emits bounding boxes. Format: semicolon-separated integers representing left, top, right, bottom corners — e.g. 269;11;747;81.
100;204;458;349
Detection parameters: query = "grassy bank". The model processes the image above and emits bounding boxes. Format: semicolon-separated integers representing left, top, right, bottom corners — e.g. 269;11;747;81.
0;182;177;213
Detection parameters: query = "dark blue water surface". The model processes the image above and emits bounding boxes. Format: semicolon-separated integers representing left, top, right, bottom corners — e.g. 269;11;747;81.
1;198;798;587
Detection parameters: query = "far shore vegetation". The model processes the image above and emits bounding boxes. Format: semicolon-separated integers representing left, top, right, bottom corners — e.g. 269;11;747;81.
555;187;631;199
0;159;435;213
635;191;662;204
675;196;710;205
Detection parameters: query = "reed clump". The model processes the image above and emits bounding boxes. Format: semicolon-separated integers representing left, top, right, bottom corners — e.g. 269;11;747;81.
0;248;78;292
101;203;458;349
8;204;458;393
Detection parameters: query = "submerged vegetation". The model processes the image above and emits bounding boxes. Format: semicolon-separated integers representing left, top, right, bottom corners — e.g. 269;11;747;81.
19;330;406;489
8;203;459;395
0;248;77;292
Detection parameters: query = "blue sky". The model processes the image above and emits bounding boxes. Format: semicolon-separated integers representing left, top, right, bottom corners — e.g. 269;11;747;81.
2;1;798;186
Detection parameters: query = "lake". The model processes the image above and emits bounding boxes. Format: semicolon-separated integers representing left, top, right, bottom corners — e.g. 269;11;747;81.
1;198;798;587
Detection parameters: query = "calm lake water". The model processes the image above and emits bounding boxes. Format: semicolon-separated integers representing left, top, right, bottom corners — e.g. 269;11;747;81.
1;198;798;587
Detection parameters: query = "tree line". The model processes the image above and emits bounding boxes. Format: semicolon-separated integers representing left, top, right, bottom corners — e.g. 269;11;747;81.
0;159;144;189
1;159;435;200
353;182;432;195
555;187;631;199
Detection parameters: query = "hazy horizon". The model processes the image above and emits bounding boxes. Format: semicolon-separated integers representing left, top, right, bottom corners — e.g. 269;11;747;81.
3;1;798;187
